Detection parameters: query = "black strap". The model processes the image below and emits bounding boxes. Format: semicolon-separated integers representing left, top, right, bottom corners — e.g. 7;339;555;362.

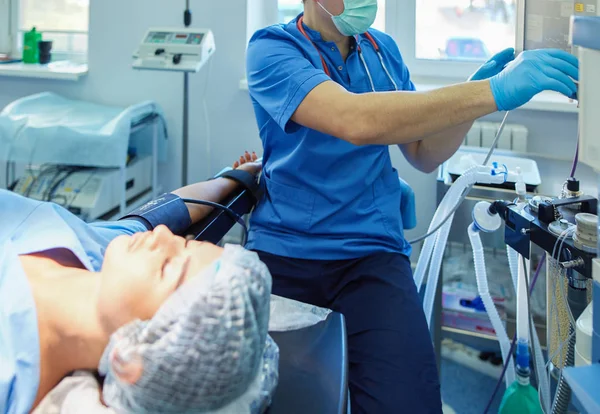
217;169;261;202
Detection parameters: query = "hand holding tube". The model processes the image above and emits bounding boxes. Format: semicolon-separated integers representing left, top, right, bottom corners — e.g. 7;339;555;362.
489;49;579;111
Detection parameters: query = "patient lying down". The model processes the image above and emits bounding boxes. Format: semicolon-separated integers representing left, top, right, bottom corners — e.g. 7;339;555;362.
0;153;277;413
36;243;278;414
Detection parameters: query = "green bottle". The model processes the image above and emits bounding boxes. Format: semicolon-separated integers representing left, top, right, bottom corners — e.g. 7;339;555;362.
499;381;543;414
23;27;42;64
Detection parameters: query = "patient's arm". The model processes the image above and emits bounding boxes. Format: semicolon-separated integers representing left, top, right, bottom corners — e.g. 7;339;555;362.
171;151;261;225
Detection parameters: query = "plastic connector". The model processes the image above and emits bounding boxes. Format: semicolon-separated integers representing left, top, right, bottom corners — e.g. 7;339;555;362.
567;177;580;192
488;200;512;219
516;339;530;370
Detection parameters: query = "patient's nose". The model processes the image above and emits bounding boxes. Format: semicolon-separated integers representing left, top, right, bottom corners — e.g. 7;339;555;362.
153;225;185;254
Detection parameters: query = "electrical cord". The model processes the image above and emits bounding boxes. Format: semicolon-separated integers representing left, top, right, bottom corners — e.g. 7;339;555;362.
181;198;249;245
569;126;580;178
46;166;89;203
483;112;511;166
25;164;60;198
5;161;11;189
522;255;546;414
483;252;545;414
65;171;97;211
409;187;469;244
43;169;66;201
409;112;511;245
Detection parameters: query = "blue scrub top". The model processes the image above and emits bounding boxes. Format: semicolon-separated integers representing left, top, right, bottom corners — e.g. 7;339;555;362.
0;190;146;414
246;14;415;260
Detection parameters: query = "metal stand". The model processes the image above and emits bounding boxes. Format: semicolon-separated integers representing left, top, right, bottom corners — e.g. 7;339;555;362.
181;1;191;187
182;71;189;186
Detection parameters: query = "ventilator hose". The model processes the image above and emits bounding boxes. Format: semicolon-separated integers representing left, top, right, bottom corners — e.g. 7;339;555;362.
551;324;575;414
469;225;515;387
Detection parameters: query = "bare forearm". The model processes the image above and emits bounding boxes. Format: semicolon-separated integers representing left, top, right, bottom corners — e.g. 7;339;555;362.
171;178;238;224
343;81;496;146
408;121;474;172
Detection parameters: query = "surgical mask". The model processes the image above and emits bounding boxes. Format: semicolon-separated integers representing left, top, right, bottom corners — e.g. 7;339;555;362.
317;0;378;36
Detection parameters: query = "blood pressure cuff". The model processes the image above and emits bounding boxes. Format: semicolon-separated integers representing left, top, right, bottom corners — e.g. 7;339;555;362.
119;193;191;236
215;168;262;202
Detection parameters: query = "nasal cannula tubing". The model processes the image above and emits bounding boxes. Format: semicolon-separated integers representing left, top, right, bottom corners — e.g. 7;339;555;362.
408;111;511;244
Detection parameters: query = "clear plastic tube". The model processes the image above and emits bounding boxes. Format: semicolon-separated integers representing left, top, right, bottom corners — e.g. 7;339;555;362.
413;168;473;291
423;216;454;327
468;224;516;387
531;316;551;412
413;182;464;291
507;245;519;292
416;164;508;325
507;247;550;411
517;257;530;357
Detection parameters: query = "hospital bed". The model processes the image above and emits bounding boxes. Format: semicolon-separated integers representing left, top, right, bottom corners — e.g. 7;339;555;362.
189;178;350;414
1;93;168;219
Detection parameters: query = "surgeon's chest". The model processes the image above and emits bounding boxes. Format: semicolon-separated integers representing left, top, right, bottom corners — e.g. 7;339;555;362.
332;50;402;95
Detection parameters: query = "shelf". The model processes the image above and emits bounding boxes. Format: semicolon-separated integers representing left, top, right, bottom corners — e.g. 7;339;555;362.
442;326;498;342
0;61;88;81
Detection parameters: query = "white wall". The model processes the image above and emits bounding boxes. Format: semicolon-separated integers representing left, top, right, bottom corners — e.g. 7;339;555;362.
0;0;582;246
0;0;260;192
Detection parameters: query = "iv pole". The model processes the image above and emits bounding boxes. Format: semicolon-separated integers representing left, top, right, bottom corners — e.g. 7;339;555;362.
182;0;192;186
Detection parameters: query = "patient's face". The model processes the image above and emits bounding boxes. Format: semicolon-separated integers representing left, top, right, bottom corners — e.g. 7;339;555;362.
98;226;224;334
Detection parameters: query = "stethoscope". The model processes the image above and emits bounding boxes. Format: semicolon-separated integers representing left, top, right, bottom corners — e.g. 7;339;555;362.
296;16;398;92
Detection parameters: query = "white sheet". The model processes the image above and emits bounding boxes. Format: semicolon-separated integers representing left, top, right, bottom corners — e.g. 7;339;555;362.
0;92;167;168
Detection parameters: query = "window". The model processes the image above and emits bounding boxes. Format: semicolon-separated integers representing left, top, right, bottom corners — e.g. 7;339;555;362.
391;0;516;79
277;0;386;31
0;0;11;54
4;0;89;59
249;0;518;81
415;0;516;62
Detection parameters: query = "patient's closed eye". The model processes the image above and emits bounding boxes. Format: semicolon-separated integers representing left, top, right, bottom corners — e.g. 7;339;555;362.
161;256;189;289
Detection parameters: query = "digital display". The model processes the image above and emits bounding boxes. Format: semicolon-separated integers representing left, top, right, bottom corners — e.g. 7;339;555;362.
146;32;170;44
145;31;204;45
187;33;204;45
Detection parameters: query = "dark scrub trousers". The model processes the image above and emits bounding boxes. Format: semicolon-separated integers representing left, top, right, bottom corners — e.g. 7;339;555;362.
245;13;443;414
256;251;442;414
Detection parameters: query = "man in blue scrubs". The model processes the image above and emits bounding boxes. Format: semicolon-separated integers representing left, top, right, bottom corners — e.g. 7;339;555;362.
245;0;578;412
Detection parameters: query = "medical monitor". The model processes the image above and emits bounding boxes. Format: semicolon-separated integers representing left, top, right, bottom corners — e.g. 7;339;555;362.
515;0;599;53
133;27;215;73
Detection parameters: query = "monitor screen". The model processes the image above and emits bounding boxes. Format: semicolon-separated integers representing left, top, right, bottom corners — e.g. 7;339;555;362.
146;32;170;44
516;0;597;52
187;33;205;45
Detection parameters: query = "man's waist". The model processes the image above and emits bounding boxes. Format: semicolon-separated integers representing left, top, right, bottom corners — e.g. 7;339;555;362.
246;225;410;261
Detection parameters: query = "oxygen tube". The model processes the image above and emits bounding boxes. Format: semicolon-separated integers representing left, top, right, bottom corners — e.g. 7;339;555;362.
506;168;551;412
417;163;511;326
516;257;532;384
468;201;515;387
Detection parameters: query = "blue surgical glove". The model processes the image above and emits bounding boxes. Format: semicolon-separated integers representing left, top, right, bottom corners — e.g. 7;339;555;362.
489;49;578;111
469;48;515;81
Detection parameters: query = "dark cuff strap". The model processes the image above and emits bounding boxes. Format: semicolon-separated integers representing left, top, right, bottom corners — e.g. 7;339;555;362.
119;193;192;235
217;169;261;201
